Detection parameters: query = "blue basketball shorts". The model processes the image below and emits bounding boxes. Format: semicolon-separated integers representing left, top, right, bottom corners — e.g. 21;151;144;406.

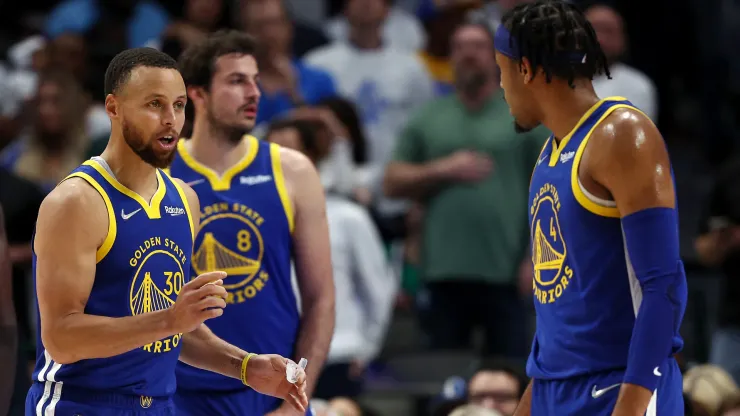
531;358;683;415
173;388;313;416
26;381;175;416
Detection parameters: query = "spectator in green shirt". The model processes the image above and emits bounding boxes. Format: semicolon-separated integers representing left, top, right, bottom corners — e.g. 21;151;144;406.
383;20;548;357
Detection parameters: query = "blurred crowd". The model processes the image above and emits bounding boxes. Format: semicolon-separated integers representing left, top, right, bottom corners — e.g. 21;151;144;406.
1;0;740;415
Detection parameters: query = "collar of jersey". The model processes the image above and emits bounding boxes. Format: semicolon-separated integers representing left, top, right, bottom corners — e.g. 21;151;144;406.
84;159;166;219
176;135;259;191
548;96;628;167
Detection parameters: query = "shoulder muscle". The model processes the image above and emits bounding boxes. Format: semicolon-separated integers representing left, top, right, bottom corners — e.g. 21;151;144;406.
278;145;325;214
35;178;108;256
35;178;109;322
586;108;674;215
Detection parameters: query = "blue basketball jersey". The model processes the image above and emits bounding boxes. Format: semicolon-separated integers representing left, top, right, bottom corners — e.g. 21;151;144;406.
168;136;297;392
526;97;685;380
30;158;195;397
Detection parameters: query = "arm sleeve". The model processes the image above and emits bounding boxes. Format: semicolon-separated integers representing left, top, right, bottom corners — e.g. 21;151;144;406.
621;207;688;392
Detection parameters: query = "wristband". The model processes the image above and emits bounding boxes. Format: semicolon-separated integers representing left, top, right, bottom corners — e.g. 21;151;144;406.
241;353;256;387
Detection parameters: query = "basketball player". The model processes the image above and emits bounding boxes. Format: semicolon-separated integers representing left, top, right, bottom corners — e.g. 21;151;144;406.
26;48;308;416
494;2;688;415
168;31;335;415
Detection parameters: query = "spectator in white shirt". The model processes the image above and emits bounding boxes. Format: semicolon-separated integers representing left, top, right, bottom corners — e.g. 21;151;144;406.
266;118;397;400
326;0;426;52
586;4;658;120
305;0;435;235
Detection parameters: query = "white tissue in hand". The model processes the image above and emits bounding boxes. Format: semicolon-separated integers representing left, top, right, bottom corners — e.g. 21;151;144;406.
286;357;308;383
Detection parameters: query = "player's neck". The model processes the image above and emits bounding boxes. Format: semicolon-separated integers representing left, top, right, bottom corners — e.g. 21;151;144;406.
100;135;158;197
187;120;251;174
540;84;600;144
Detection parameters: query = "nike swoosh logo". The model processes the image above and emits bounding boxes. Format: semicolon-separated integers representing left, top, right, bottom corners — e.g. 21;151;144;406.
185;179;205;186
121;208;142;220
591;383;621;399
654;367;662;376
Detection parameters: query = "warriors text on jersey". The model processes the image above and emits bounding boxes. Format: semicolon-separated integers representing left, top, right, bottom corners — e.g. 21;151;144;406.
30;157;195;405
526;97;685;379
168;136;297;393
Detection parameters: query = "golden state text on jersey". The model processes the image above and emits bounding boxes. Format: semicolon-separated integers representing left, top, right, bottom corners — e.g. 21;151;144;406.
530;182;574;305
31;158;195;398
168;136;298;392
526;98;659;380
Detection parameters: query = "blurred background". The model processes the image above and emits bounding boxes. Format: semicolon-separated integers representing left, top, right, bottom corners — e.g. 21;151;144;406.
2;0;740;415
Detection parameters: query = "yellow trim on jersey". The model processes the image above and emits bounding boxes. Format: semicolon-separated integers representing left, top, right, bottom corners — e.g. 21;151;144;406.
63;171;117;263
165;171;196;240
571;103;650;218
176;136;259;191
162;167;170;176
84;160;165;219
549;96;629;167
270;143;295;233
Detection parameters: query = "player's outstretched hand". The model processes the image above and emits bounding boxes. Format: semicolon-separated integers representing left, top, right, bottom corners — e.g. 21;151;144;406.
247;354;309;412
167;271;228;333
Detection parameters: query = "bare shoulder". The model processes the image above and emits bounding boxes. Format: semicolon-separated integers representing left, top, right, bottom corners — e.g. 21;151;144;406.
275;145;326;218
36;178;108;250
584;107;674;212
40;178;106;224
277;145;319;181
587;107;667;168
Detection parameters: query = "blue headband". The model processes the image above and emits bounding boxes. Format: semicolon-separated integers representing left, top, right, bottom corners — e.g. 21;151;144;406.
494;24;519;59
494;24;588;64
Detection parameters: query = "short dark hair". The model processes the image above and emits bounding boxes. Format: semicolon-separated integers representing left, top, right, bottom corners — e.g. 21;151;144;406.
472;358;528;398
458;13;496;47
178;30;257;89
317;96;367;164
501;0;610;86
103;48;178;96
265;118;320;157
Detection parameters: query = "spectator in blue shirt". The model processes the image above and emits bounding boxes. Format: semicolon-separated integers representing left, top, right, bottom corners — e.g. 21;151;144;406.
45;0;169;49
242;0;337;125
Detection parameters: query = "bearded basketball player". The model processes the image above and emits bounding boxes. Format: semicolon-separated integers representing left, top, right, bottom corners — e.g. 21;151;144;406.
26;47;308;416
168;31;334;416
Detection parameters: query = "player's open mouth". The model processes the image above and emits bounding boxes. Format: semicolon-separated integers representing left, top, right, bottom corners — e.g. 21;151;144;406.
156;135;178;150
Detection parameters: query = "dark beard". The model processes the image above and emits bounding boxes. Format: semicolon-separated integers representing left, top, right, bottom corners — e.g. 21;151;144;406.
206;111;251;144
455;70;488;96
122;120;175;169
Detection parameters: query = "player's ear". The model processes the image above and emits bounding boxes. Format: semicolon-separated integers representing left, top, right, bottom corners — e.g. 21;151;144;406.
520;57;534;84
187;86;207;108
104;94;119;119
